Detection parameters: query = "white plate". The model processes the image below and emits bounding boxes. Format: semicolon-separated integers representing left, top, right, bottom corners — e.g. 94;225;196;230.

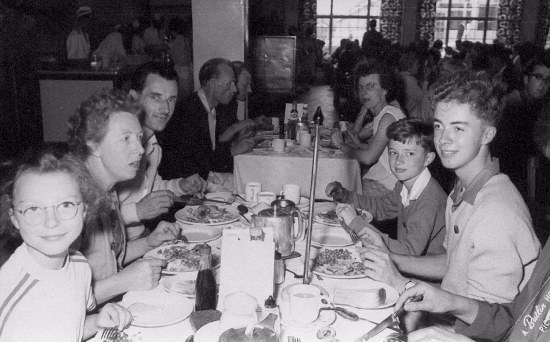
205;192;234;203
121;290;194;327
311;225;354;248
335;283;399;310
175;204;239;226
178;225;222;243
144;243;221;275
281;309;336;329
313;203;373;226
193;321;224;342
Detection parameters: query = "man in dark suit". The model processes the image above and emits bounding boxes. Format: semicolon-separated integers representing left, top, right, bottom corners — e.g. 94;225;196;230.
158;58;237;180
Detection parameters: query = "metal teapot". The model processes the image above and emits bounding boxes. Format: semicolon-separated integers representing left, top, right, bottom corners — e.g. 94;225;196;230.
252;199;304;257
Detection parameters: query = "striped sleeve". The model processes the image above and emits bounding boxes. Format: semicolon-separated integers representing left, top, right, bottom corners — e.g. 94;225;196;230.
0;273;39;338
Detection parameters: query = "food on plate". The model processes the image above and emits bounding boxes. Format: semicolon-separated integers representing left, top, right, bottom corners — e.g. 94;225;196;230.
183;204;237;224
317;209;339;224
313;248;366;276
218;327;278;342
156;244;220;272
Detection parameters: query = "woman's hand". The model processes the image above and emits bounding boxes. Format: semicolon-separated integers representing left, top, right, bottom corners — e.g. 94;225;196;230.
147;221;179;248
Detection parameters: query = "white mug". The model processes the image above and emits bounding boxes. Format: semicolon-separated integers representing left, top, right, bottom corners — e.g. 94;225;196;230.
283;184;300;205
299;132;312;147
284;139;294;147
245;182;261;202
288;284;328;325
270;139;285;153
257;191;276;205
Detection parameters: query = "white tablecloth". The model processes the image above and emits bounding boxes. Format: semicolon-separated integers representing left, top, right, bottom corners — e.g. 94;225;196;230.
234;146;363;200
92;219;398;342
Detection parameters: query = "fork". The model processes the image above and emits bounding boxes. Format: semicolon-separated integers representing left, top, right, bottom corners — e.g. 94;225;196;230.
101;327;118;342
340;220;360;244
287;337;301;342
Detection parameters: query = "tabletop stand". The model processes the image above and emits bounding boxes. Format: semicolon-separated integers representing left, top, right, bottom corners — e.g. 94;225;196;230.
302;111;323;284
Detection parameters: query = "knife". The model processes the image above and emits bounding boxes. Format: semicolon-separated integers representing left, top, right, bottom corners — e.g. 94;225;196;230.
355;295;423;342
175;195;233;205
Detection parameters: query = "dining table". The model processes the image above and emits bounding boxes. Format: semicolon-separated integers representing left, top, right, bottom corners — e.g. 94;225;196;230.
91;200;402;342
233;132;363;200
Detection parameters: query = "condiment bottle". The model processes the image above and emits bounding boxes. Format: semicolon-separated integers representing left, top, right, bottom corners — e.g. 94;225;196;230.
274;249;285;285
195;243;217;311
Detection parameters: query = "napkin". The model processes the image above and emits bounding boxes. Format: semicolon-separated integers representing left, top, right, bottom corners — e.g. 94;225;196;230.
218;227;275;311
284;103;304;124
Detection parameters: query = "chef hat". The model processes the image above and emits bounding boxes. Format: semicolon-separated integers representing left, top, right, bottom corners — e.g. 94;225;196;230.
76;6;92;18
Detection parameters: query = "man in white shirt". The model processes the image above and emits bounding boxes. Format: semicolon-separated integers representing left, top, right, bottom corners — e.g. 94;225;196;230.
118;62;206;240
66;6;92;60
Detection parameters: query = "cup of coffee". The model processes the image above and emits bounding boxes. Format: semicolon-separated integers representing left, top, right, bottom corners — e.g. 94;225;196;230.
282;184;301;205
299;132;312;147
270;139;285;153
257;191;276;205
284;139;294;147
288;284;329;325
245;182;261;202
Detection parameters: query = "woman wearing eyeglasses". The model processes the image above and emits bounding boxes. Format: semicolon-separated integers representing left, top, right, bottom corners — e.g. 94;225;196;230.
68;89;179;304
333;61;406;197
0;151;132;341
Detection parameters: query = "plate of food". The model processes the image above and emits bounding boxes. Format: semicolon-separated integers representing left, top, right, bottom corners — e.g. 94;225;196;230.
312;247;367;279
313;203;373;226
179;225;222;243
175;204;239;225
311;225;354;248
145;243;221;274
121;289;194;327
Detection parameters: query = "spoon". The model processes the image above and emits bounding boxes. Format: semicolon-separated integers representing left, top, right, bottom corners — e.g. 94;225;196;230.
237;204;251;223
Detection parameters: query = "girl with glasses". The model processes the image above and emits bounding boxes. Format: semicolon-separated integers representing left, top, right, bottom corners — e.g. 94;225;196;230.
0;150;132;341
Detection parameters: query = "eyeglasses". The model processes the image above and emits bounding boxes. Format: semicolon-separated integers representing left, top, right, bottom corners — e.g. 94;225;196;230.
358;83;380;91
529;73;550;85
15;201;84;226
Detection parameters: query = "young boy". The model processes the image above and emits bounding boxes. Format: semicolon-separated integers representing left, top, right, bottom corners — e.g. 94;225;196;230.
327;118;447;257
358;71;540;304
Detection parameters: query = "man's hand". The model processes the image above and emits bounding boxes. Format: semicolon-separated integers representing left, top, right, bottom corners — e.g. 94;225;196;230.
231;138;256;156
219;120;257;142
358;247;407;292
325;181;346;202
179;174;207;195
136;190;174;221
331;130;344;148
146;221;179;248
408;327;475;342
95;303;133;331
118;257;167;291
335;203;357;225
359;226;388;251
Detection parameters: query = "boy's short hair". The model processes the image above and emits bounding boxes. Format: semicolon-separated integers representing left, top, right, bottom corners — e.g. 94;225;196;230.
386;118;435;152
430;71;504;127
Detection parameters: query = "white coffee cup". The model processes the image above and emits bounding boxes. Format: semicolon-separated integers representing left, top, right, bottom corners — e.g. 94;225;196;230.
283;184;301;205
284;139;294;147
288;284;328;325
299;132;312;147
245;182;261;202
271;117;279;131
270;139;285;153
257;191;276;205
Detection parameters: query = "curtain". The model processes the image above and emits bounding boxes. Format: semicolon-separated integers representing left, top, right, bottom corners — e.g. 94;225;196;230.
381;0;403;43
537;0;550;48
299;0;317;34
496;0;523;48
416;0;437;43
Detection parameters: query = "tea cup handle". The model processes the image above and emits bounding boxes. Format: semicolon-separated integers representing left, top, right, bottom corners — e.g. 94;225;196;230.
291;208;305;241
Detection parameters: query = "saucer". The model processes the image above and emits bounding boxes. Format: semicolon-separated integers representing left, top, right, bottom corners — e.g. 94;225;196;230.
280;309;336;329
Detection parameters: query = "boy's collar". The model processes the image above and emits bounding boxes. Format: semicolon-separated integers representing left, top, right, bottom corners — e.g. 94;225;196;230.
450;158;500;208
400;168;431;207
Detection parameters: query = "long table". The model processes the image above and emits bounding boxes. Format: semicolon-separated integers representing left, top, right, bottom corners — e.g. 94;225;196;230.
233;145;363;200
91;207;398;342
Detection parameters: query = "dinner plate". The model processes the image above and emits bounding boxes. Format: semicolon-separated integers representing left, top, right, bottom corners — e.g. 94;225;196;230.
144;242;221;275
280;309;336;330
121;290;194;327
205;192;234;203
175;204;239;226
313;203;373;226
193;321;224;342
178;225;222;243
311;225;354;248
335;283;399;310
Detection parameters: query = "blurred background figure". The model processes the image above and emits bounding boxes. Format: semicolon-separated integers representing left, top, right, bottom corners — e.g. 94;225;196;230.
66;6;92;60
168;16;193;100
92;23;126;70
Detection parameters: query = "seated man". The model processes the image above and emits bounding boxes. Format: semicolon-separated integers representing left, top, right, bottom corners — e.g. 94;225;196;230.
356;72;540;306
117;62;206;240
158;58;237;181
328;118;447;256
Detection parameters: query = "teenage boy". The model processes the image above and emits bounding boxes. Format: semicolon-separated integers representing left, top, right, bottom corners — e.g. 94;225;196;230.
327;118;447;256
358;71;540;304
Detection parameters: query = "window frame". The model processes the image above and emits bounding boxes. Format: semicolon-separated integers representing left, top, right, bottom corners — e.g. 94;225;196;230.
316;0;381;54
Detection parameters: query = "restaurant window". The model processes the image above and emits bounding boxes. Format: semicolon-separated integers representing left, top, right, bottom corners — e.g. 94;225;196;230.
316;0;381;55
434;0;499;48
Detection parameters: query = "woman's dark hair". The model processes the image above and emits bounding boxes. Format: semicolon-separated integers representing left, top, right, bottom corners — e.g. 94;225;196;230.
354;61;399;103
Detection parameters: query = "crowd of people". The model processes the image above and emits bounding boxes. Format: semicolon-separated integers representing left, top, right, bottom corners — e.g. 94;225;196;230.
3;12;550;340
